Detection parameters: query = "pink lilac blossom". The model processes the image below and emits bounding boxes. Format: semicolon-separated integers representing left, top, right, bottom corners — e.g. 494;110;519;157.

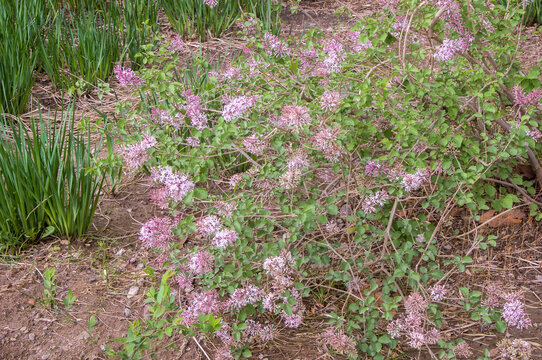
259;325;275;342
196;215;222;237
150;107;177;128
212;229;238;249
483;282;503;308
181;289;221;326
203;0;218;7
287;150;310;170
429;284;447;302
526;128;542;141
186;136;200;147
229;173;244;188
228;285;263;309
453;342;473;359
311;127;342;162
150;166;195;202
177;272;192;291
513;86;542;106
149;187;170;209
276;105;312;132
282;312;302;328
187;251;214;275
139;216;178;250
320;90;341;112
387;292;440;349
263;33;289;57
183;90;208;130
361;190;389;213
279;168;302;190
434;37;472;62
223;66;241;80
222;95;259;122
242;133;265;155
119;133;156;169
321;38;345;74
501;292;532;330
321;328;358;357
215;201;236;218
167;34;184;53
365;160;387;177
354;40;372;53
114;65;143;87
401;169;428;192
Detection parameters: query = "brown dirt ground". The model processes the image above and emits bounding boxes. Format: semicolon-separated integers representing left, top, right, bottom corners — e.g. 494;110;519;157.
1;1;542;360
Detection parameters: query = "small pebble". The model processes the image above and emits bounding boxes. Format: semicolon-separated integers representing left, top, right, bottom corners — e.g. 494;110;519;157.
42;355;50;360
29;333;35;341
19;327;26;332
124;308;132;317
89;278;97;283
127;286;139;297
135;263;144;271
0;334;5;340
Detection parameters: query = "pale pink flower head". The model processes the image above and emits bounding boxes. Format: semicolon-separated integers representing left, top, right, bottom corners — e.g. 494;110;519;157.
139;216;178;250
114;65;142;87
187;250;214;275
222;95;259;122
119;133;156;169
513;86;542;106
196;215;222;237
212;229;238;249
228;285;263;309
243;133;265;155
167;34;184;53
453;342;473;359
320;90;341;112
429;284;447;302
263;33;289;57
276;105;312;132
321;328;358;357
203;0;218;7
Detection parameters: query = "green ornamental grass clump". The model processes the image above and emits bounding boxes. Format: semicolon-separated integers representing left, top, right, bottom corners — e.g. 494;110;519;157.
0;108;104;252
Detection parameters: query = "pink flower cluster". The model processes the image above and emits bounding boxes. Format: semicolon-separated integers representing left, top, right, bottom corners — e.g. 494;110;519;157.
222;95;259;122
151;107;180;128
150;166;194;203
227;285;263;310
429;284;447;302
276;105;312;132
187;250;214;275
215;201;237;218
212;229;238;249
139;216;178;251
361;190;389;213
167;34;184;53
114;65;142;87
242;133;265;155
387;292;441;349
181;289;222;326
320;90;342;112
119;133;156;169
433;0;474;62
196;215;222;237
183;90;208;130
311;127;342;162
321;328;358;357
501;292;532;330
513;86;542;106
435;37;472;62
203;0;218;8
453;342;473;358
287;150;310;170
401;169;429;192
321;38;345;74
263;33;289;57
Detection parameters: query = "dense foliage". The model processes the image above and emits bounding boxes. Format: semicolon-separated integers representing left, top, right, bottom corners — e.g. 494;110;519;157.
108;1;541;359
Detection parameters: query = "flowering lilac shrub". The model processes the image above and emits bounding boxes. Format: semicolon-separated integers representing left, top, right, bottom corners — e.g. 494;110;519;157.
110;1;541;359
